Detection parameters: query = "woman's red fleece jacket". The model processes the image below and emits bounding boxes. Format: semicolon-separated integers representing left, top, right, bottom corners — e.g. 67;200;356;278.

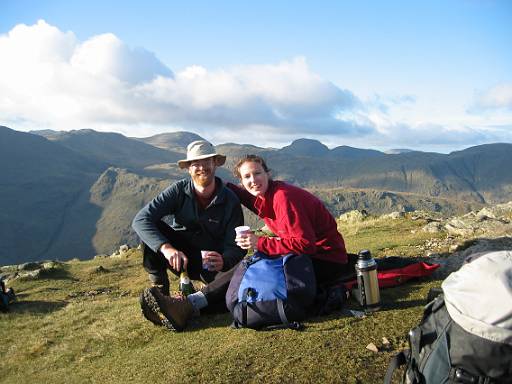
229;180;347;264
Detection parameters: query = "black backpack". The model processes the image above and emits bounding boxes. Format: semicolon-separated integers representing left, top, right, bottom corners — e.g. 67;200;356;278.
225;252;317;330
385;251;512;384
0;279;16;312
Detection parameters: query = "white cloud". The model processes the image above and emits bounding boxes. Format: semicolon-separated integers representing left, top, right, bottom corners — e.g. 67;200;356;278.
472;83;512;111
0;20;368;138
0;20;510;152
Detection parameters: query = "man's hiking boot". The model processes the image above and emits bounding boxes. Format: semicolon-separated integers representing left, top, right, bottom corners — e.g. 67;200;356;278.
151;283;170;296
142;287;194;332
139;291;162;326
147;269;170;296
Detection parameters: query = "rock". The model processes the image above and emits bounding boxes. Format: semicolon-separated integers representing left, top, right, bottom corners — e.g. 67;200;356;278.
449;244;460;252
119;244;129;253
366;343;379;353
18;269;41;279
445;223;474;237
92;266;108;274
339;210;368;223
476;213;491;222
94;254;109;259
17;262;41;271
459;238;512;259
429;237;512;279
0;272;18;282
422;222;443;233
383;211;405;220
476;207;497;220
0;265;18;273
381;337;392;351
41;261;62;270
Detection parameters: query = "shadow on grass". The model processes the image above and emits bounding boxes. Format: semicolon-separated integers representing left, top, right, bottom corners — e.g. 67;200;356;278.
7;300;67;315
378;298;427;311
38;267;75;280
179;279;439;333
187;312;233;332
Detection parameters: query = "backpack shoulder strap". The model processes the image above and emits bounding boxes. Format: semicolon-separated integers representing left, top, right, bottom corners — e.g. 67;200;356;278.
384;349;410;384
275;298;302;330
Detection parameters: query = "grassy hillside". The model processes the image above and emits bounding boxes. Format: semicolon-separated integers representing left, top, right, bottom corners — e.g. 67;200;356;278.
0;126;105;265
217;140;512;204
33;129;181;170
89;168;171;254
2;126;511;265
1;216;454;384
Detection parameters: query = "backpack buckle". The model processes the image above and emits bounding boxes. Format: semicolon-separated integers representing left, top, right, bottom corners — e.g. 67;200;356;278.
453;367;477;384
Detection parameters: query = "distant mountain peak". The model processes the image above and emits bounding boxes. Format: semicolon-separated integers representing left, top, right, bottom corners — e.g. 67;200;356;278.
137;131;204;151
280;138;329;156
385;148;415;154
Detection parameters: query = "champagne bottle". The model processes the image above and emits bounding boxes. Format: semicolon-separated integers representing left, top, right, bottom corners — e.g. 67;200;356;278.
179;270;195;296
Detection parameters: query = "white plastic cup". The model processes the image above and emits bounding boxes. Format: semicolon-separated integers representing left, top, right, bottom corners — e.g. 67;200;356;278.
201;250;210;270
234;225;251;238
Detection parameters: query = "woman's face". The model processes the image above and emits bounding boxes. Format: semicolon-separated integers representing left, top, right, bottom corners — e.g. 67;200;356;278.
238;161;270;197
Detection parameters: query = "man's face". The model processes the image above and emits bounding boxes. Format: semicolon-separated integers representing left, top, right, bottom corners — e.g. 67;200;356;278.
188;157;217;187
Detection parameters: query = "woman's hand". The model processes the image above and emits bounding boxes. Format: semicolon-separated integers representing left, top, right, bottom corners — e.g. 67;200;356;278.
235;232;259;250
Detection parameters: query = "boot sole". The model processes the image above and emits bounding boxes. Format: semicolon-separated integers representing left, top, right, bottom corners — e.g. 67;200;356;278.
139;292;162;326
143;288;184;332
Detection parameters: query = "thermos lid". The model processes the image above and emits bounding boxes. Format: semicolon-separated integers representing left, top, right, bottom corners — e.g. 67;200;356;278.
358;249;372;260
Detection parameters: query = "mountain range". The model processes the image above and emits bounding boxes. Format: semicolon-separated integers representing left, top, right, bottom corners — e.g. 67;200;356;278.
2;125;511;265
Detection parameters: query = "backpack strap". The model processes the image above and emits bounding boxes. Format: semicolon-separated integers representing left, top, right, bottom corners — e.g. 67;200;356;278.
234;291;303;331
449;367;494;384
275;298;302;330
240;287;251;327
384;349;410;384
276;298;289;326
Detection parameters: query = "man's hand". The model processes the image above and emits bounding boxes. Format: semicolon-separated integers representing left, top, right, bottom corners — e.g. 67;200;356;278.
159;243;188;271
203;251;224;272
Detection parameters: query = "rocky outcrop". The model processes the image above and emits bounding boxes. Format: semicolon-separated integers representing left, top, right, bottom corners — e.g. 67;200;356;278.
417;201;512;277
339;209;369;223
415;201;512;237
428;237;512;278
0;260;64;282
94;244;135;259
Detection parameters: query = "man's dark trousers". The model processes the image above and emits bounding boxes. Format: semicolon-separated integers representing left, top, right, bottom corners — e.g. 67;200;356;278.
142;220;238;312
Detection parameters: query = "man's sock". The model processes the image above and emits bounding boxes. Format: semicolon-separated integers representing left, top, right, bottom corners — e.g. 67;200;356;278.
187;291;208;312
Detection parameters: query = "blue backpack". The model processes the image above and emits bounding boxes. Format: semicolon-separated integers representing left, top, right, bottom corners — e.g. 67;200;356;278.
225;252;317;330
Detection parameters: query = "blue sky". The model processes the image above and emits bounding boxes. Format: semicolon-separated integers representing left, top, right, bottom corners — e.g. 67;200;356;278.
1;1;511;152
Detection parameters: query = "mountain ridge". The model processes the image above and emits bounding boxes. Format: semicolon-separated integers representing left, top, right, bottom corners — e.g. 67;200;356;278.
2;125;511;264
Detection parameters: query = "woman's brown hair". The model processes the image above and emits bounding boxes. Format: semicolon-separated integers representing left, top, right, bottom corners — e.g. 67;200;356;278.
233;154;271;179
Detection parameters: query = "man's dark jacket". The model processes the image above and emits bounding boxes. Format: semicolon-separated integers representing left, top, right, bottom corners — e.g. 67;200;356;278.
132;177;246;270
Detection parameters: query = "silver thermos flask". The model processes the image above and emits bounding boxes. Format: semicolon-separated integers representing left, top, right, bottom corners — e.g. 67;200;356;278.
355;249;381;311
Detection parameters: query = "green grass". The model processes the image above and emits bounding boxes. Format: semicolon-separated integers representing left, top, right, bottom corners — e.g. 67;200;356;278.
0;219;444;384
339;215;445;257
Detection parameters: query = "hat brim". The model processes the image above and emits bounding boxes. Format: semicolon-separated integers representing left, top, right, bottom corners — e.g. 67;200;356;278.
177;154;226;169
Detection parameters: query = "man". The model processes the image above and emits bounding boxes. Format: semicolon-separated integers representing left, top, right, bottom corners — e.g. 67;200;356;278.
132;140;246;332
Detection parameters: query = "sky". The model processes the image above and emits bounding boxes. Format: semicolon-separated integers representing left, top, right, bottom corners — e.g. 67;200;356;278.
1;1;511;152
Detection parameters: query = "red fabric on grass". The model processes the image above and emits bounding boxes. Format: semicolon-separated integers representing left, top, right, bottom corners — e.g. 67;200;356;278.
344;262;440;290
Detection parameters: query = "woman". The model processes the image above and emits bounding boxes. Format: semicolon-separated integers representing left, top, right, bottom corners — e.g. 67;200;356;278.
229;154;348;285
